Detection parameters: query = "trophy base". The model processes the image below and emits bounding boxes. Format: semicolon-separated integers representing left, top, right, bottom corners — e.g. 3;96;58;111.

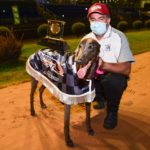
38;36;69;55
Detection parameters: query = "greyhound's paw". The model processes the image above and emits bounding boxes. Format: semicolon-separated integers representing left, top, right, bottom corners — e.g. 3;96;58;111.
88;129;95;136
66;139;74;147
41;104;47;109
31;111;36;116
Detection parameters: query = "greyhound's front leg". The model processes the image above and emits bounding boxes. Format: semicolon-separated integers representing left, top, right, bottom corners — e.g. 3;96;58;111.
30;77;38;116
64;104;74;147
39;85;47;108
85;102;94;135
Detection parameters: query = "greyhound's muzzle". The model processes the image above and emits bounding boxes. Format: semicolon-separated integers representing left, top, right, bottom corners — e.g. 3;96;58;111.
76;59;85;65
75;59;90;72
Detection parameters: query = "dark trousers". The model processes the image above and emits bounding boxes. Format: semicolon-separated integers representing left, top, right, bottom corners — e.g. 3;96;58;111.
94;73;128;113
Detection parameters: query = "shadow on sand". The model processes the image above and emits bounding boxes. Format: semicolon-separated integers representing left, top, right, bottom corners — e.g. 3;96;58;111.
72;110;150;150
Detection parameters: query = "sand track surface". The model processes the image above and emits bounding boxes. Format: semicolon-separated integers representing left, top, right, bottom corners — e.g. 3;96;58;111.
0;52;150;150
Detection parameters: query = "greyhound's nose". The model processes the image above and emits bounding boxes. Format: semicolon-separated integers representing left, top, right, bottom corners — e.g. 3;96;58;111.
76;59;83;64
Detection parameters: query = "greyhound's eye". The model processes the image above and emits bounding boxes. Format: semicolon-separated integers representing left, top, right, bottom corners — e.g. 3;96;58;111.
79;44;82;49
88;45;93;49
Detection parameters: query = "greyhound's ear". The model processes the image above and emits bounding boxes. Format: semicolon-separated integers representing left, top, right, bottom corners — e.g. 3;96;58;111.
75;46;79;56
74;38;85;55
96;42;101;48
99;43;101;48
75;41;82;56
96;43;101;53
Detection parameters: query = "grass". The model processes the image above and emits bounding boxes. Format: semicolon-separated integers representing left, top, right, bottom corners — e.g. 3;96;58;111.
0;30;150;88
125;30;150;54
21;44;45;59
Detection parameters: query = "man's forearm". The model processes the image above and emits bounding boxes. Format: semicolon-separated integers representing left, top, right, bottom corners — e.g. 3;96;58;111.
100;61;131;76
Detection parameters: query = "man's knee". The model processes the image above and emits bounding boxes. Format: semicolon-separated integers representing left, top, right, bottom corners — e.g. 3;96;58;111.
102;73;127;91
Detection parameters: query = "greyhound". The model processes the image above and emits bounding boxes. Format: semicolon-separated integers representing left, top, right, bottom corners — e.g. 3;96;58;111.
29;38;100;147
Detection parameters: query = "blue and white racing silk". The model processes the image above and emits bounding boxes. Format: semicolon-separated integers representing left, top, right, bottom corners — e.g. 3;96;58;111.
26;49;95;105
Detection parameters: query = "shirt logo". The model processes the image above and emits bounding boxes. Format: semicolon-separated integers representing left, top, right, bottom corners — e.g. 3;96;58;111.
105;44;110;51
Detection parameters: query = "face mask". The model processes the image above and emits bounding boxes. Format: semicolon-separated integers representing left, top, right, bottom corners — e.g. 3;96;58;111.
90;21;107;35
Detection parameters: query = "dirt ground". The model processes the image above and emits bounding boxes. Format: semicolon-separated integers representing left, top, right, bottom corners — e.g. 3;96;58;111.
0;52;150;150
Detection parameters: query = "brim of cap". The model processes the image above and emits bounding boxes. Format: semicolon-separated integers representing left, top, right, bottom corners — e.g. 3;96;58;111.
87;11;109;18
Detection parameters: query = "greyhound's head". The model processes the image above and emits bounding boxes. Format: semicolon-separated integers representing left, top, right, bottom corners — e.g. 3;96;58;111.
75;38;100;66
75;38;100;79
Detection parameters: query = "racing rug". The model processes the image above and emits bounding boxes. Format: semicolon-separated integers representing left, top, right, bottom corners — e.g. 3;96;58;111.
26;49;95;105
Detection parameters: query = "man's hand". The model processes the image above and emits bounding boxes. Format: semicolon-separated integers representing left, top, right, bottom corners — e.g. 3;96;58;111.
98;58;104;69
77;61;92;79
99;59;131;76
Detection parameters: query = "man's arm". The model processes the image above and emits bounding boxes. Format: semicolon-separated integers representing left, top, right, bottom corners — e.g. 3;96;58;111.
99;59;131;76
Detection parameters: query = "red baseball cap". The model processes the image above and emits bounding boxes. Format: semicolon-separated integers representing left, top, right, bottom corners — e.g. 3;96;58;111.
87;3;110;18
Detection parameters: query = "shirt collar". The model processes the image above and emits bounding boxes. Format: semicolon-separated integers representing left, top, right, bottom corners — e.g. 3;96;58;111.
103;25;111;39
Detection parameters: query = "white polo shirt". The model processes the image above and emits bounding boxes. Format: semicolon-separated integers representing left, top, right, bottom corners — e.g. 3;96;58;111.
80;25;134;63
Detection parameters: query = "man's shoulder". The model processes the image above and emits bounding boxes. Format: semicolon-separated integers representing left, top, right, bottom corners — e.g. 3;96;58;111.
111;27;127;39
82;32;96;39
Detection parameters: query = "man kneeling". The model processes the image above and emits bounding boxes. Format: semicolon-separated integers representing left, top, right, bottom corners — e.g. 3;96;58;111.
77;2;134;129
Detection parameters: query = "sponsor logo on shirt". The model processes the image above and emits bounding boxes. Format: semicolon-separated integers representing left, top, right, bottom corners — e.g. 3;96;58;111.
105;44;110;51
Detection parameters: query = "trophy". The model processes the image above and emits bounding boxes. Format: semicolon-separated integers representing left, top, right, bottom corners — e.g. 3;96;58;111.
38;20;69;54
47;20;65;39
